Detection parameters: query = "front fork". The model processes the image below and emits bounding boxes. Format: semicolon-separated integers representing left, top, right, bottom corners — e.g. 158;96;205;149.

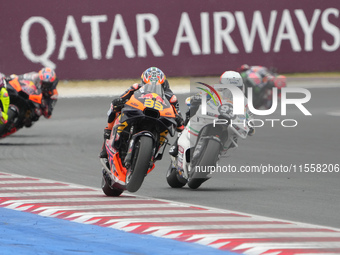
124;130;156;169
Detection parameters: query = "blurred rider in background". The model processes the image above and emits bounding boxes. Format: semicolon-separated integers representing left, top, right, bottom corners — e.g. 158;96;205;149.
238;64;287;109
99;67;184;159
7;67;59;125
169;70;255;157
0;73;10;127
238;64;276;92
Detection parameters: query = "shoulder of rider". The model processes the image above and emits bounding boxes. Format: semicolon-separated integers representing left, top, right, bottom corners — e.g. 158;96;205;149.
53;77;59;87
128;83;141;91
120;83;141;99
19;72;39;81
0;86;9;96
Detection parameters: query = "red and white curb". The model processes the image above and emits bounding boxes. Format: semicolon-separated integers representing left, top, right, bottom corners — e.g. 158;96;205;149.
1;171;340;255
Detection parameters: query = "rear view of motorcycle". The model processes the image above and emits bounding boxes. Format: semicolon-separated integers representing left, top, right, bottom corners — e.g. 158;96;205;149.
167;89;251;190
0;77;42;138
100;81;177;196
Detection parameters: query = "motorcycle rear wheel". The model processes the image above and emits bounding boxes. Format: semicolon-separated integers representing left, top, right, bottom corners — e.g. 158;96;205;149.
188;139;220;189
126;136;153;193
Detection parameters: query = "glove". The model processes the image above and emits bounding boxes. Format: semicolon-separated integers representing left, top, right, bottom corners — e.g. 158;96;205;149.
111;98;126;111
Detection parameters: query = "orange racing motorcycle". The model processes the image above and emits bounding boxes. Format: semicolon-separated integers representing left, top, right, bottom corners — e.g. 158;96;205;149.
0;77;43;138
100;82;178;196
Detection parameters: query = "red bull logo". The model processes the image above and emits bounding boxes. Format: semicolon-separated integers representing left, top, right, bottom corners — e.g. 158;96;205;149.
155;95;166;105
139;93;154;100
139;93;166;105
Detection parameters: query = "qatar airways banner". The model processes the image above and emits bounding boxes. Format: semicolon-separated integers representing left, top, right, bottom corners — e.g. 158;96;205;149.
0;0;339;80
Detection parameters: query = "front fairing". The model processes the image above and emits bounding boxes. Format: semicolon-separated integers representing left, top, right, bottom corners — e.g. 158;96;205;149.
7;78;42;105
121;89;177;136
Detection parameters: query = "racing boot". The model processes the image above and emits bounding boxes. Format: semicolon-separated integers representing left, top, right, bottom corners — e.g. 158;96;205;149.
169;137;179;157
99;129;111;158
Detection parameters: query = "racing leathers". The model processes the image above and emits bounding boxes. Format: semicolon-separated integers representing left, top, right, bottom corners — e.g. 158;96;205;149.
169;88;255;157
0;86;9;126
240;66;276;107
240;66;275;91
9;72;58;121
239;65;287;109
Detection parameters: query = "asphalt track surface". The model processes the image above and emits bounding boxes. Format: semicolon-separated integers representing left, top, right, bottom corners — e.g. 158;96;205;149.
1;82;340;231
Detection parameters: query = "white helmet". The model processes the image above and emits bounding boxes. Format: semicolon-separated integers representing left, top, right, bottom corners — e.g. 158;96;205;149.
219;71;245;93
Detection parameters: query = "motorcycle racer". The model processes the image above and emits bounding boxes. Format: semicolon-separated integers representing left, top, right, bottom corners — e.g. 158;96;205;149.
7;67;59;124
238;64;287;109
99;67;184;159
0;74;9;126
238;64;275;88
169;71;255;157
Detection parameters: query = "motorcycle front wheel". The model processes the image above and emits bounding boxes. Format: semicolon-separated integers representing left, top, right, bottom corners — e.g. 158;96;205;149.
126;136;154;193
101;174;124;197
166;163;187;188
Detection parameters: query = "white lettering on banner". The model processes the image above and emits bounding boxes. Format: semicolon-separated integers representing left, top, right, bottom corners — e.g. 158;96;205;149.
19;8;340;68
200;12;210;54
295;9;321;51
82;15;108;59
136;14;164;57
21;16;56;68
321;8;340;52
106;14;136;58
59;16;88;61
213;12;239;54
274;10;301;52
235;10;277;53
172;12;201;56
